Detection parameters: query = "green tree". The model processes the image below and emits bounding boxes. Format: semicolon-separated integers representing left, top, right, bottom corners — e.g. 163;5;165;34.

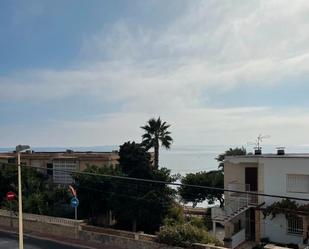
179;170;224;207
216;147;246;170
118;141;152;178
0;164;18;207
141;117;173;169
0;164;71;217
113;141;175;233
73;165;121;225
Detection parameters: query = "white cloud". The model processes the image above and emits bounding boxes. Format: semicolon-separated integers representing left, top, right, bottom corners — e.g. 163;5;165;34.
2;0;309;146
2;106;309;147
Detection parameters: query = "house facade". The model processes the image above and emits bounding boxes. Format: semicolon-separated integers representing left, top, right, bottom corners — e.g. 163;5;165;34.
212;149;309;248
0;150;119;185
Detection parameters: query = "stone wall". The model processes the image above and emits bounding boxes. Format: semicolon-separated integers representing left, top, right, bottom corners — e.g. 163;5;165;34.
0;209;225;249
0;209;82;239
79;228;180;249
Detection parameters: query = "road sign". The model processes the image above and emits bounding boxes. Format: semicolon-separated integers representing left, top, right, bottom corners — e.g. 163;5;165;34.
69;185;77;197
6;191;15;201
71;197;79;208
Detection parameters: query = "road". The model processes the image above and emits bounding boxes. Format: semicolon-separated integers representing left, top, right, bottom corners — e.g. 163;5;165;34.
0;231;91;249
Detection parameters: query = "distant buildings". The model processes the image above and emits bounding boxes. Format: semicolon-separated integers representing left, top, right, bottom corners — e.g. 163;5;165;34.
212;148;309;248
0;150;119;184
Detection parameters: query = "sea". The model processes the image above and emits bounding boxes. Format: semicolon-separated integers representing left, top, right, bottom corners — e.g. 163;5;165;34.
2;144;309;176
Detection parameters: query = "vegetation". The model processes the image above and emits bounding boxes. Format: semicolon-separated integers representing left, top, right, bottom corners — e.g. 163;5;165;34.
73;165;122;225
141;117;173;169
0;164;72;217
216;147;247;170
179;170;224;207
158;222;223;247
113;141;175;233
74;141;176;233
263;198;309;219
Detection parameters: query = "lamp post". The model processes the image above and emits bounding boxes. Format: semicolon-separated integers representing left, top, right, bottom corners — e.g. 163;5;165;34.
16;145;30;249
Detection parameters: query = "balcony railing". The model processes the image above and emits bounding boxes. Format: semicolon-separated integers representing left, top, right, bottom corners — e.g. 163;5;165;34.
227;182;259;206
211;197;249;222
211;182;260;222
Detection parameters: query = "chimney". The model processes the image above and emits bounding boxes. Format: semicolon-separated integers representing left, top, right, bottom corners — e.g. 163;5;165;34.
277;147;285;155
254;147;262;155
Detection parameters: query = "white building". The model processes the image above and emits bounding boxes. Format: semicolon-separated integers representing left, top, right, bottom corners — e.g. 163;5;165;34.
212;148;309;248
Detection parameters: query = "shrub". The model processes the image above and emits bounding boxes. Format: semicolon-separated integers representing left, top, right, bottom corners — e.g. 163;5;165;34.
157;223;223;247
164;205;185;226
187;217;206;229
202;211;213;231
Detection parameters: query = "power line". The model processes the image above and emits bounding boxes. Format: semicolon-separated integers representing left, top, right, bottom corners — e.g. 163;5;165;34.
3;163;309;202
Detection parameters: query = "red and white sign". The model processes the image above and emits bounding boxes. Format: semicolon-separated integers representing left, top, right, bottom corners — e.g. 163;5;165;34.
6;191;15;201
69;185;77;197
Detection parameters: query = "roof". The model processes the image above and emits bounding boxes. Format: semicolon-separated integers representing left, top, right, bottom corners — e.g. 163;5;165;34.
0;151;119;161
226;153;309;159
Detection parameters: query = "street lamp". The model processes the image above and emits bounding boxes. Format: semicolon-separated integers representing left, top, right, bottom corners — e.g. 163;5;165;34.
16;144;30;249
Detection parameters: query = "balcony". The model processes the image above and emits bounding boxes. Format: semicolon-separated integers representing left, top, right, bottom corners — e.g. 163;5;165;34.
212;197;249;223
211;182;260;223
228;182;260;206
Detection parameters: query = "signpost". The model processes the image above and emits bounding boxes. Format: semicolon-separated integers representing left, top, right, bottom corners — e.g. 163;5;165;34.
69;185;79;238
7;191;15;227
70;196;79;239
70;197;79;220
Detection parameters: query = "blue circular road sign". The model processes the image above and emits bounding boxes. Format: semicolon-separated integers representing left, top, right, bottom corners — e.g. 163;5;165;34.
71;197;79;208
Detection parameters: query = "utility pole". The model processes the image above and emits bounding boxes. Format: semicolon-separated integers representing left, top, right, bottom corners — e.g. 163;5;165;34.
16;145;30;249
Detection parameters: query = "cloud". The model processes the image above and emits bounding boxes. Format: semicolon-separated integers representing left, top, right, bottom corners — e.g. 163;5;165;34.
2;106;309;147
3;1;309;105
1;1;309;146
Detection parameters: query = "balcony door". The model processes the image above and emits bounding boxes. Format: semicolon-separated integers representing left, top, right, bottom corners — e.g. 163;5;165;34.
245;167;258;192
245;167;258;241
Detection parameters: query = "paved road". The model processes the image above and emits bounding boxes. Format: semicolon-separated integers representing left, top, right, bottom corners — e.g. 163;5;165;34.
0;231;90;249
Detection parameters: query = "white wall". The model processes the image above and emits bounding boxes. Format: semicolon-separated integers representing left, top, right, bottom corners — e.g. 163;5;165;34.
261;157;309;206
261;157;309;244
262;214;303;244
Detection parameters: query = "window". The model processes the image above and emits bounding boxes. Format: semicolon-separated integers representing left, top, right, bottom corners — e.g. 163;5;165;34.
47;163;53;176
287;216;303;236
287;174;309;193
53;159;77;184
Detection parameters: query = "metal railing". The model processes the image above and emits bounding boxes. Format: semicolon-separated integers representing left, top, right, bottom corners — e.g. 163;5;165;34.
211;196;248;221
227;182;260;206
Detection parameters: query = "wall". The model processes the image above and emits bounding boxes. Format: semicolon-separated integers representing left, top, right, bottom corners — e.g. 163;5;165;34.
79;225;181;249
0;210;225;249
262;215;303;244
0;209;82;239
261;157;309;206
260;157;309;244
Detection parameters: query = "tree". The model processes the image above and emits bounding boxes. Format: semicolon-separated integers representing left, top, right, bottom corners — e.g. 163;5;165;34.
141;117;173;169
0;164;71;217
118;141;152;178
216;147;246;170
113;141;175;233
179;170;224;207
73;165;121;225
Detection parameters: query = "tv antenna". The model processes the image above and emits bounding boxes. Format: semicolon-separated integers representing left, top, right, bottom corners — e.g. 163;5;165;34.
247;134;270;150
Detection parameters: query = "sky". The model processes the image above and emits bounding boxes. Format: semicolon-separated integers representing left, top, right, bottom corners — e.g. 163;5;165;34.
1;0;309;148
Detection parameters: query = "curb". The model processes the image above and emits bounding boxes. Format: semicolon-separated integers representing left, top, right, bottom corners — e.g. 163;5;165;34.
0;227;98;249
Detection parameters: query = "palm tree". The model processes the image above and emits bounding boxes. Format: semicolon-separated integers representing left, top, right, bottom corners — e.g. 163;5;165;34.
141;117;173;169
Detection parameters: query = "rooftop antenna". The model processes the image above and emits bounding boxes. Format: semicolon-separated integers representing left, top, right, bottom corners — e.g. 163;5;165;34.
256;134;270;150
247;134;270;153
